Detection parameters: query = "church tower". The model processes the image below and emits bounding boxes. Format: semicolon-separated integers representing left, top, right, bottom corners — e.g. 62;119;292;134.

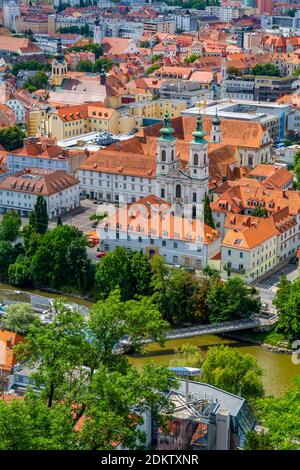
156;112;176;201
51;36;67;87
93;15;103;44
210;110;222;143
189;113;209;207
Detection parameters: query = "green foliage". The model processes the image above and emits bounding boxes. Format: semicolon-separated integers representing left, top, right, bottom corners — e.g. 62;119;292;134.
9;225;94;293
89;211;108;223
201;345;264;399
203;194;215;228
294;151;300;188
169;344;204;371
8;298;174;449
92;58;113;73
250;63;281;77
146;63;161;76
273;275;300;341
76;60;93;72
0;126;25;151
227;66;242;77
95;246;152;301
59;24;90;36
0;241;18;281
185;53;201;64
23;71;49;92
150;255;211;324
253;376;300;450
0;210;21;242
151;54;163;64
11;61;50;76
206;277;261;323
67;43;103;59
0;398;76;450
244;430;274;450
29;195;48;234
252;207;268;218
2;303;40;335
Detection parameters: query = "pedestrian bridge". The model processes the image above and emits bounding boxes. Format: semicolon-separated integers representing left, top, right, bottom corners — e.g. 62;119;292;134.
144;315;277;344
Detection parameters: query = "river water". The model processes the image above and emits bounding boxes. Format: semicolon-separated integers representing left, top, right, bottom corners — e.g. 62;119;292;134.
1;284;299;398
129;335;300;398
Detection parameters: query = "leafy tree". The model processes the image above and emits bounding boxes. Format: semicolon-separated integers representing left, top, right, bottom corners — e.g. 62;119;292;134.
252;207;268;218
2;303;40;335
227;66;242;77
150;255;210;324
0;126;25;151
76;60;93;72
151;54;163;64
253;376;300;450
251;63;281;77
206;277;260;323
67;43;103;59
0;398;77;450
146;63;161;75
185;53;201;64
244;430;274;450
30;225;94;292
169;344;204;371
273;275;300;341
10;298;174;449
23;71;49;92
11;60;50;76
0;210;21;241
95;247;152;301
92;58;113;73
203;194;215;228
30;195;48;234
8;255;33;287
0;241;18;281
201;345;264;399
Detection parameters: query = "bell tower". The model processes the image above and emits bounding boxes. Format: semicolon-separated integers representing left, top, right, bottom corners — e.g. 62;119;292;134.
210;110;222;143
51;36;67;87
156;112;176;177
189;113;209;204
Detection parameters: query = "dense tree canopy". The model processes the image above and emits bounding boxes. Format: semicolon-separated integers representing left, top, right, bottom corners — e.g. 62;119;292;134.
95;247;152;301
2;297;174;449
201;345;264;399
206;277;260;323
0;126;26;151
2;303;40;335
251;63;281;77
253;376;300;450
273;275;300;341
23;71;49;92
29;195;48;234
0;210;21;242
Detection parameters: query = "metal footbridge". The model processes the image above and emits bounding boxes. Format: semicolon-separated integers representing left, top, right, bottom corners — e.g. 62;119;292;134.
144;315;277;344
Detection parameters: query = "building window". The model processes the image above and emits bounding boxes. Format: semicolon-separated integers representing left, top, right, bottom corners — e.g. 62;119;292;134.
175;184;181;198
161;149;166;162
228;250;231;256
162;240;166;247
161;188;165;199
150;239;154;245
174;242;178;249
193;153;198;166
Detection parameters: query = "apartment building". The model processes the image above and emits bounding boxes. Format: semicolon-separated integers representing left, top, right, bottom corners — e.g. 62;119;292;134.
97;195;221;270
0;169;80;219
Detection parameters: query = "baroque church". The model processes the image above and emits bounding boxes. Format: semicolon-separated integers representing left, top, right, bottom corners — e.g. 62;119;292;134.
156;111;218;218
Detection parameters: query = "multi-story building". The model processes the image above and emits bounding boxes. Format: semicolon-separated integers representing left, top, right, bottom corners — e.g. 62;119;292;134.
0;169;80;219
159;81;207;107
98;194;221;270
3;1;20;30
156;379;255;450
6;137;88;176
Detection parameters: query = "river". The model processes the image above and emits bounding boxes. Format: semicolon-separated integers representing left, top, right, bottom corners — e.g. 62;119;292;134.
1;284;299;398
129;335;300;398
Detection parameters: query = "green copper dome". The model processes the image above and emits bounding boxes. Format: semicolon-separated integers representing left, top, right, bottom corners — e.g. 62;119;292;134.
212;110;221;126
192;114;207;144
160;112;175;140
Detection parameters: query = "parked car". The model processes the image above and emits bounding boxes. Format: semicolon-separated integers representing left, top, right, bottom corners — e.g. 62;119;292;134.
96;251;106;259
